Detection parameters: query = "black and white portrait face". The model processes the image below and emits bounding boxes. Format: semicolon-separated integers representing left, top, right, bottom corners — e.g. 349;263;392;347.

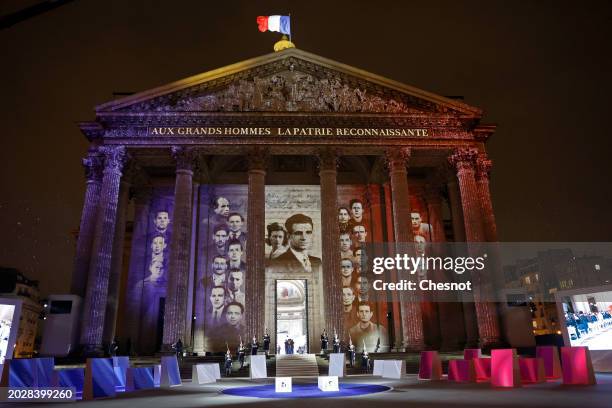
214;197;230;217
147;260;164;282
212;256;228;275
269;230;285;249
411;212;422;229
357;304;373;323
341;259;354;277
210;287;225;309
355;276;370;294
212;273;226;287
338;208;350;223
352;225;367;243
151;236;166;256
213;229;228;247
228;270;244;292
288;222;313;252
154;211;170;232
228;243;243;262
339;233;351;252
350;202;363;221
225;304;243;327
228;214;244;233
342;287;355;306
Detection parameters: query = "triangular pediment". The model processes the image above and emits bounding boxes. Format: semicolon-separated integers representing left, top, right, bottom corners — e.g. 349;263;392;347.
96;48;481;116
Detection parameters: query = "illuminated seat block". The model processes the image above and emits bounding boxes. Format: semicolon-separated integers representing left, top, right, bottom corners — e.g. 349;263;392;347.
561;346;596;385
473;358;491;381
192;363;219;384
519;358;545;384
160;355;182;387
491;349;521;388
418;351;442;380
372;360;384;376
535;346;561;379
84;358;116;400
447;359;475;383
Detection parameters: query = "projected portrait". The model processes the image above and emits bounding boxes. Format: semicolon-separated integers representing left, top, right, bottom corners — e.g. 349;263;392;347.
268;213;321;274
348;302;388;352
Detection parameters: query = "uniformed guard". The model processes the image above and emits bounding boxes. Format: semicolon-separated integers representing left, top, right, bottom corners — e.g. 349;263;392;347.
348;336;356;368
333;329;341;353
320;329;329;353
251;336;259;355
238;339;246;369
361;339;370;373
224;345;233;376
263;328;271;355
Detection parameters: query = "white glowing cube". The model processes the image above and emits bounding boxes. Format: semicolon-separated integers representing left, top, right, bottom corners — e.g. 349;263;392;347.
317;376;339;391
275;377;292;392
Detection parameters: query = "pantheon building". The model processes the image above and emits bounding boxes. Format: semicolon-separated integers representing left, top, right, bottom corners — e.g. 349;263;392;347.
72;47;501;356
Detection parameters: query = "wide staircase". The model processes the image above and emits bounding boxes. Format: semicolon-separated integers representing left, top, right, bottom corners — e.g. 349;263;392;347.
276;354;319;377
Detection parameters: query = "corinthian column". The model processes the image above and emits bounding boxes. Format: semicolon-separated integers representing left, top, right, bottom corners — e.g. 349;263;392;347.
475;154;498;242
71;150;103;297
317;148;343;337
385;147;424;351
245;148;268;339
79;145;127;354
449;147;500;347
102;169;131;346
162;147;197;350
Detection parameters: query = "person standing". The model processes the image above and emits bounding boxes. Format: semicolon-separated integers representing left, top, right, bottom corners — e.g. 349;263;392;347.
320;330;329;353
251;336;259;355
263;329;271;355
238;341;246;369
224;349;233;376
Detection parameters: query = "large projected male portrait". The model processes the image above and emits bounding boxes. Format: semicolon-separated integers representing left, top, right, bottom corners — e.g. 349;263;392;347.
349;302;388;352
272;214;321;273
207;286;227;328
411;211;432;241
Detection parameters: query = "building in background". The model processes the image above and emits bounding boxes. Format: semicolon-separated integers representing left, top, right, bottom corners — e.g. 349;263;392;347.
0;267;43;357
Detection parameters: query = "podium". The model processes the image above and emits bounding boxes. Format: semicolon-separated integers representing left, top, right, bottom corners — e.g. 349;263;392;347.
249;355;267;379
329;353;346;377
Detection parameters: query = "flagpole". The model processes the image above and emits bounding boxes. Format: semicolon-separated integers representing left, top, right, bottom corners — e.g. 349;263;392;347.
289;12;292;43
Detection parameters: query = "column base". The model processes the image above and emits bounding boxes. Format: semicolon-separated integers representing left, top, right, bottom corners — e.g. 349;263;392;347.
402;341;426;352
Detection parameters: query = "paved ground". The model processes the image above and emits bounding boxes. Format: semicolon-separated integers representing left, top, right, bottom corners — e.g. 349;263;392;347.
11;374;612;408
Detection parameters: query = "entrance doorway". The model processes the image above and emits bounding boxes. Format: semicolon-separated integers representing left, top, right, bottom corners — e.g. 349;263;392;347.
276;280;308;354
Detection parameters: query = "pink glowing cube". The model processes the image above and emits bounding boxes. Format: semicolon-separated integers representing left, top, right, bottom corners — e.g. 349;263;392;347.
535;346;561;379
447;359;475;383
491;349;521;388
519;358;545;384
419;351;442;380
561;346;596;385
473;357;491;381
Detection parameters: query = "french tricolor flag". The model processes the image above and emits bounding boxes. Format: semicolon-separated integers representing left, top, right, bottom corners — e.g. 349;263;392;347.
257;15;291;35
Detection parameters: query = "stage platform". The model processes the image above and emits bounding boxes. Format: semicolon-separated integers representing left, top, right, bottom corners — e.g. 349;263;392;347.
13;373;612;408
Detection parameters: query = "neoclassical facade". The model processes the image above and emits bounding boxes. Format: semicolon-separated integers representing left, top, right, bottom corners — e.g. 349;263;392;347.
71;48;501;355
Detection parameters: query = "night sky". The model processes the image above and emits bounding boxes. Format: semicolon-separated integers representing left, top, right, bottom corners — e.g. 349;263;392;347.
1;0;611;297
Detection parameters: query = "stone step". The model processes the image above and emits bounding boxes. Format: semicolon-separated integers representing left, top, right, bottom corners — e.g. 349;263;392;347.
276;354;319;377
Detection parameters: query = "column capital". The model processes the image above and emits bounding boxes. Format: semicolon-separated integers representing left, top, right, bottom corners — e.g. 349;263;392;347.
82;152;104;182
475;154;493;181
171;146;198;171
99;145;128;174
247;147;270;171
384;147;411;171
316;148;339;172
448;147;479;172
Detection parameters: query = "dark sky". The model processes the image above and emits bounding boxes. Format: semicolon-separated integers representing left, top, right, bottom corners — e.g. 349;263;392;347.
1;0;611;297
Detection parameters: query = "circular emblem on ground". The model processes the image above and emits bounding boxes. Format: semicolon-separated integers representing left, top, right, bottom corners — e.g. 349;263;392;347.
222;383;391;398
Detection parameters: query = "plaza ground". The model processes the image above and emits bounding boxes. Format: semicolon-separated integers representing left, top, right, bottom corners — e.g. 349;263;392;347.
11;374;612;408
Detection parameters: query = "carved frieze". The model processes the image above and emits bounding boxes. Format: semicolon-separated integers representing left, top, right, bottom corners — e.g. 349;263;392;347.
120;57;443;114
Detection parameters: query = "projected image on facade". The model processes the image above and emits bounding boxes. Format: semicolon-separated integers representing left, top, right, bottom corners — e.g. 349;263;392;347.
198;185;248;351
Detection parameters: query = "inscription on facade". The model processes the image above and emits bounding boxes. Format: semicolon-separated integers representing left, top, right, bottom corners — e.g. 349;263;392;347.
148;127;429;137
